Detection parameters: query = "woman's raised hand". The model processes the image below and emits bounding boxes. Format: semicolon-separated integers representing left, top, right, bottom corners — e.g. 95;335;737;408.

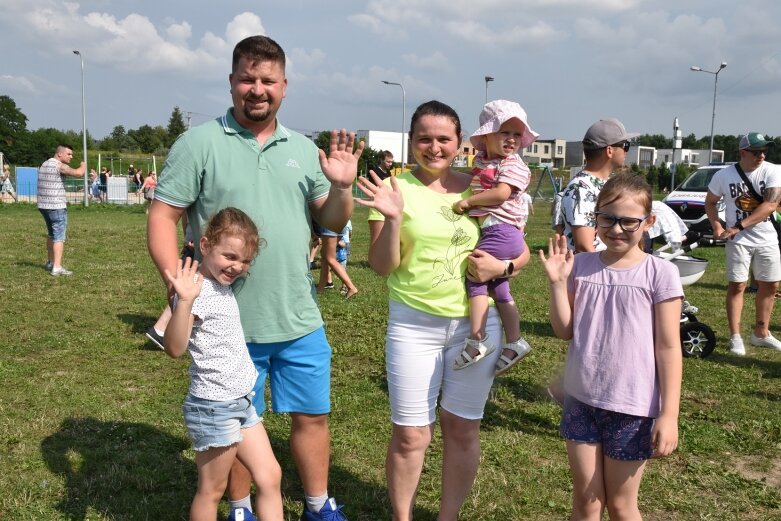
355;171;404;220
538;234;574;284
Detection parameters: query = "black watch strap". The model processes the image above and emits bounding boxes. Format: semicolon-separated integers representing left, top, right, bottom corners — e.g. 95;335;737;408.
736;221;745;231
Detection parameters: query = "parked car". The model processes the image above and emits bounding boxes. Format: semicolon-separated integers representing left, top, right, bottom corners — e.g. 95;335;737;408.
663;165;728;241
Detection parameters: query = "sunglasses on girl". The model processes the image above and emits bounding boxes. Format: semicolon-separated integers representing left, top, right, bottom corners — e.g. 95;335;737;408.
594;212;649;232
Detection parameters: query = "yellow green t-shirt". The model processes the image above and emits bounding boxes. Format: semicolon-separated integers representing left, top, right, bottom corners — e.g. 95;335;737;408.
369;172;481;317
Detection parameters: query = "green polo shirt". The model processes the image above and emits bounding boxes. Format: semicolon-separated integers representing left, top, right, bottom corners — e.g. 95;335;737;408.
155;109;330;343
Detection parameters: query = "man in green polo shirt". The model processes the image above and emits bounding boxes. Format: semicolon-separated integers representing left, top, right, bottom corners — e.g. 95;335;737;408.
148;35;362;521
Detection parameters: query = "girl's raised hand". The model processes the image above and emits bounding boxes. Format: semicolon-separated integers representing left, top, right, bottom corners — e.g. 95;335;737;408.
355;172;404;220
538;234;574;284
164;257;203;302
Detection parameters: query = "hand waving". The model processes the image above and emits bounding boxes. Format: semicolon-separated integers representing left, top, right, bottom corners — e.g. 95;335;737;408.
164;257;203;303
318;129;366;189
538;234;574;284
355;170;404;220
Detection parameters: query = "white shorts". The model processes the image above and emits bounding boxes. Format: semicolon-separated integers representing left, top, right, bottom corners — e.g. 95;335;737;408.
385;300;502;426
725;242;781;283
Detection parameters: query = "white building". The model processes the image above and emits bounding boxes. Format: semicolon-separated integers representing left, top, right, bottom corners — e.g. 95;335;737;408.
356;130;408;164
655;148;724;167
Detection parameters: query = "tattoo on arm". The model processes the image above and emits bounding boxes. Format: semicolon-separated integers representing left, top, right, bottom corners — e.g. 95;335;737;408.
764;187;781;204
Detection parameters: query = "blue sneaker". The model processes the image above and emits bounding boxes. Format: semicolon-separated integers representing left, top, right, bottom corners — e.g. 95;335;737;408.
227;507;257;521
300;498;347;520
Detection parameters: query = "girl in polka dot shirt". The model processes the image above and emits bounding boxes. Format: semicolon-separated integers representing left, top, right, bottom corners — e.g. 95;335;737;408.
164;207;282;521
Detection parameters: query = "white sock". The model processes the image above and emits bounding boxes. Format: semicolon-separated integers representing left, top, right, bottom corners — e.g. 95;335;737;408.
306;492;329;513
230;495;253;512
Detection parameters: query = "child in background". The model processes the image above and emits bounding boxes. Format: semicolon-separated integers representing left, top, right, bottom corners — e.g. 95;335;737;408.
540;174;683;520
164;207;282;521
452;100;538;375
336;220;353;296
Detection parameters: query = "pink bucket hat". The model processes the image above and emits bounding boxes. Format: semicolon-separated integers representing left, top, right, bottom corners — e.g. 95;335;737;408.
469;100;539;151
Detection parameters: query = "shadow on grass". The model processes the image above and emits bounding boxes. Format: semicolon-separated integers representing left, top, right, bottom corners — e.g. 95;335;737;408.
41;417;195;520
117;312;158;335
15;260;51;271
707;350;781;379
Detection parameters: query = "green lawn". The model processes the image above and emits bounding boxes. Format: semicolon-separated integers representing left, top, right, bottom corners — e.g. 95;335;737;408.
1;201;780;520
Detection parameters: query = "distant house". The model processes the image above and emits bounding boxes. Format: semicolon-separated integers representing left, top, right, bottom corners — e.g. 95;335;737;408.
627;146;656;169
523;139;566;168
655;148;724;167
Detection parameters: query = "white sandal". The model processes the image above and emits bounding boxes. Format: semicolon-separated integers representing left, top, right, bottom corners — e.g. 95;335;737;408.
453;337;496;370
494;338;532;376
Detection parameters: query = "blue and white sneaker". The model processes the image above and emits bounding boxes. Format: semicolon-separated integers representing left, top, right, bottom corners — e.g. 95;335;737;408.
227;507;257;521
300;497;347;520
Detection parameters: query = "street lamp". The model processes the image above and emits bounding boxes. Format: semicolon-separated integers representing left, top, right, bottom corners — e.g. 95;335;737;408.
73;50;88;206
381;80;406;174
484;75;494;103
690;61;727;164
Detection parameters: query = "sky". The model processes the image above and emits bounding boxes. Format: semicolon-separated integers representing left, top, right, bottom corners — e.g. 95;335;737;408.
2;0;781;143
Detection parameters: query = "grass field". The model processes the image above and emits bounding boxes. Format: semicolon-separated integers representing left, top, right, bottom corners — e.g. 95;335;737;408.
1;200;780;520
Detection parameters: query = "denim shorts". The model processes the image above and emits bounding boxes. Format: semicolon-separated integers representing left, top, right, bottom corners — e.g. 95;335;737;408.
247;326;331;415
39;208;68;242
183;391;261;452
313;222;338;237
560;396;654;461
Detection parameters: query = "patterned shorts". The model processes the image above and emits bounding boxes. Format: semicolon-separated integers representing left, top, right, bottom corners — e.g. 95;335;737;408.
560;396;654;461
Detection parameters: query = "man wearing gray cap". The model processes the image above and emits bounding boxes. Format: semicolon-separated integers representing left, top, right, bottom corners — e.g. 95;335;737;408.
559;118;638;252
705;132;781;356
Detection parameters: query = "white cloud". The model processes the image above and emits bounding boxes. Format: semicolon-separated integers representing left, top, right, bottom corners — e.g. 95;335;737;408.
166;21;192;43
225;12;266;46
0;75;40;95
402;51;449;72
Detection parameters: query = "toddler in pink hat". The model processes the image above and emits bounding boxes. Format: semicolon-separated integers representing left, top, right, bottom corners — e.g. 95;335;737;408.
452;100;538;376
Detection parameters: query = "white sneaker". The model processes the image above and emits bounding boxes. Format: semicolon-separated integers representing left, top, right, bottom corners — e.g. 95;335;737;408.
51;266;73;277
729;335;746;356
750;333;781;351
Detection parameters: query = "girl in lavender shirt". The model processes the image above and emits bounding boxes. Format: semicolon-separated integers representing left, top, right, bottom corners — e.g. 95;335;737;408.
540;174;683;520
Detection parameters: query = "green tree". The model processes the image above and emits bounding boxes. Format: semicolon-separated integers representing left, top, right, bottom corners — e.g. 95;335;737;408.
0;95;30;163
128;125;165;154
636;134;670;149
166;106;187;148
646;164;659;189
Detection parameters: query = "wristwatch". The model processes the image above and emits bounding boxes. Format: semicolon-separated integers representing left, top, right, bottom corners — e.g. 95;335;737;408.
735;221;745;231
502;260;515;278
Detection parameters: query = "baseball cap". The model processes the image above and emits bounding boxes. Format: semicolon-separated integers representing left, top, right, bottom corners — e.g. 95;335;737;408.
582;118;639;150
739;132;772;150
470;100;539;151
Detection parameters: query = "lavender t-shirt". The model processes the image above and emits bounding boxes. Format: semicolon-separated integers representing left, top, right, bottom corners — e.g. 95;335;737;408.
564;253;683;418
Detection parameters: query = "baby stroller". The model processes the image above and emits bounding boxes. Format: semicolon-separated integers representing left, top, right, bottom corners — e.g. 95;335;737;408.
649;202;717;358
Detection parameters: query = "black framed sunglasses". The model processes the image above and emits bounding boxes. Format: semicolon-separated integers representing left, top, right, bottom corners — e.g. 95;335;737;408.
610;141;631;152
745;148;768;157
594;212;649;232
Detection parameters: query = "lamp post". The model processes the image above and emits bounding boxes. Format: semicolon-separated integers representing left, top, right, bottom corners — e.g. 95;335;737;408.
484;75;494;103
690;62;727;164
381;80;406;174
73;50;88;206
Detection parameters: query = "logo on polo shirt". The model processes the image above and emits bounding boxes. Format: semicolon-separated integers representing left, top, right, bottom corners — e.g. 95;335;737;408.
286;159;300;168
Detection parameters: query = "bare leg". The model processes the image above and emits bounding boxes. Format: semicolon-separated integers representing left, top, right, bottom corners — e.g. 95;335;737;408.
603;456;646;521
290;413;330;498
460;295;489;360
726;281;746;336
496;299;521;355
318;236;357;296
754;280;779;337
236;424;283;521
386;423;433;521
52;240;64;269
46;238;54;265
154;304;173;333
227;460;252;504
566;441;605;521
191;445;238;521
438;410;481;521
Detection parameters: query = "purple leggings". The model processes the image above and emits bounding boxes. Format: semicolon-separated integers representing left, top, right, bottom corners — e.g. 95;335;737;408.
466;223;525;302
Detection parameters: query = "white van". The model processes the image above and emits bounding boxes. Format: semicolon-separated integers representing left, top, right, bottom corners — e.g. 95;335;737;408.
663;165;728;239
